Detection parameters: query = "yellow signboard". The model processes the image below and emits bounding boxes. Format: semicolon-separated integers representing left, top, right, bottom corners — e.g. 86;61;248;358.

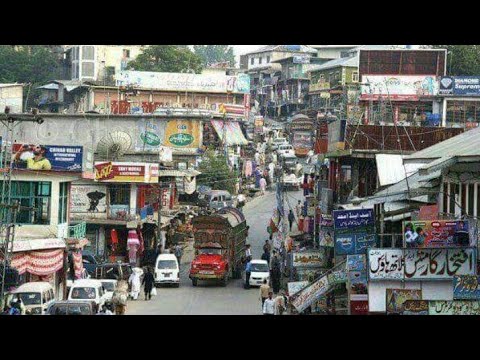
164;120;201;149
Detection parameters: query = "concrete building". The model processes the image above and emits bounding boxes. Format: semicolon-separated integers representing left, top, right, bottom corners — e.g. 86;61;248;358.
309;45;361;61
0;83;24;113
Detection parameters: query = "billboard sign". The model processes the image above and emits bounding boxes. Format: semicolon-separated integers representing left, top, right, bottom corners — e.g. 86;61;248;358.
335;230;376;256
70;185;107;213
386;289;422;315
291;275;330;313
333;209;375;230
403;220;473;248
453;275;480;300
361;75;439;101
116;71;250;94
347;255;367;272
293;250;329;269
429;301;480;315
350;300;369;315
439;76;480;96
402;300;429;315
287;281;309;297
94;162;159;183
369;248;477;281
12;144;83;172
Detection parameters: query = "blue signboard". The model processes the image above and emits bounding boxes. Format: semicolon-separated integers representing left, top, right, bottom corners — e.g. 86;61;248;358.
453;275;480;300
13;144;83;172
439;76;480;96
335;230;376;256
333;209;375;230
347;255;367;272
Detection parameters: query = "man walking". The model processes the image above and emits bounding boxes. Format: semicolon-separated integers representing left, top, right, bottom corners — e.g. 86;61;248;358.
259;279;271;310
142;267;155;301
261;247;270;265
274;291;287;315
288;210;295;232
174;243;184;267
263;240;272;254
295;200;303;220
245;259;252;289
263;292;275;316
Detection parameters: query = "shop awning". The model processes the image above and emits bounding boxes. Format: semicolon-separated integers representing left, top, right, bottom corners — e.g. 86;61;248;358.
211;120;248;146
11;238;66;253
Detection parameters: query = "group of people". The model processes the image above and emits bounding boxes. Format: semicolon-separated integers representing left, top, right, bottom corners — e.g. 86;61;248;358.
1;297;25;315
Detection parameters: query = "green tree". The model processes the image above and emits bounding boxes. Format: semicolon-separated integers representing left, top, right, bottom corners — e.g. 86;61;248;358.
431;45;480;76
127;45;203;73
193;45;236;67
0;45;60;111
198;150;237;194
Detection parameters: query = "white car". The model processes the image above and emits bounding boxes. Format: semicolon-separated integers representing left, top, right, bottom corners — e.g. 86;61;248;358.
155;254;180;287
271;138;289;151
68;279;107;313
282;173;302;190
246;260;270;287
277;144;295;157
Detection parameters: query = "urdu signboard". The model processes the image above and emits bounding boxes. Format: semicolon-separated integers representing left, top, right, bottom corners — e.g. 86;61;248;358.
361;75;439;101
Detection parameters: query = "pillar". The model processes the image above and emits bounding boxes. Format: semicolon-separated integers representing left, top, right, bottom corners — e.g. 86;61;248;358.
442;98;448;127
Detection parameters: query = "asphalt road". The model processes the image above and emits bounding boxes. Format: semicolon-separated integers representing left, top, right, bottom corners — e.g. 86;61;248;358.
127;189;303;315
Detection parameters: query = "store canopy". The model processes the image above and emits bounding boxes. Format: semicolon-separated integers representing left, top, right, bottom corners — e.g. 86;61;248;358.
211;120;248;146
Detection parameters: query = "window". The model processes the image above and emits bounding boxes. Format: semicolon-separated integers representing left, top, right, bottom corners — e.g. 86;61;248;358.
81;62;95;78
259;57;263;65
267;56;271;63
251;57;254;65
9;181;51;225
109;185;130;206
123;49;131;58
352;71;359;83
82;46;95;60
58;182;69;224
468;183;475;216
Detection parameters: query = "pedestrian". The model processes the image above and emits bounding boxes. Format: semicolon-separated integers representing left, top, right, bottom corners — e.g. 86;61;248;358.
295;200;302;220
97;304;113;315
245;259;252;289
112;281;129;315
128;269;142;300
174;243;184;267
260;177;267;195
245;244;252;261
259;279;271;310
263;240;272;254
274;291;287;315
142;267;155;301
13;296;26;315
237;192;246;213
261;248;270;265
288;210;295;232
270;254;281;295
263;292;275;315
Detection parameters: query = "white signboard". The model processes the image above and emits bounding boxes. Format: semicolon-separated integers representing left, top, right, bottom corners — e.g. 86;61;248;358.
71;185;107;213
361;75;439;100
369;248;477;281
116;71;250;94
291;275;330;313
369;249;404;281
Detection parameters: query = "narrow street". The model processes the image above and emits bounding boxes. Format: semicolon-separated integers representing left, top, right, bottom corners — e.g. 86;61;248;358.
127;189;303;315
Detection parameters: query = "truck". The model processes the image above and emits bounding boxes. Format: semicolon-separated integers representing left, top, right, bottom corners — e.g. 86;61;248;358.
289;114;315;158
189;207;249;287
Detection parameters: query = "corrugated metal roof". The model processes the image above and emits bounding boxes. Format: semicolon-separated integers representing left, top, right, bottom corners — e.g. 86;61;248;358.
247;45;317;55
376;154;423;187
307;56;359;73
404;127;480;161
0;83;23;88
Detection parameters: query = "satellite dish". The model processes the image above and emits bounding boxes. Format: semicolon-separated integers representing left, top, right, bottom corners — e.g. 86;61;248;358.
96;131;132;160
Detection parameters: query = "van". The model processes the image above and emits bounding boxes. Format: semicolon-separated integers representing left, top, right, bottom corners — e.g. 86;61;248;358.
155;254;180;287
199;190;234;211
12;282;56;315
68;279;107;313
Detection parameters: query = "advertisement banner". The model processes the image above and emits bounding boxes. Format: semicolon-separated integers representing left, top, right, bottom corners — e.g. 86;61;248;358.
439;76;480;96
418;205;439;221
70;185;107;213
116;71;250;94
291;275;330;313
135;120;165;152
386;289;422;315
94;162;159;183
293;250;329;269
335;229;376;255
12;144;83;172
403;220;472;248
429;301;480;315
402;300;429;315
347;255;367;272
333;209;375;230
327;262;348;285
159;146;173;163
369;248;477;281
361;75;439;101
287;281;309;297
350;300;369;315
349;271;368;301
453;275;480;300
164;120;201;149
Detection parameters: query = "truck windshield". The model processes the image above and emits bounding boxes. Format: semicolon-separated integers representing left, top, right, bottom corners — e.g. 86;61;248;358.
71;287;96;300
198;248;222;255
17;292;41;305
158;260;178;269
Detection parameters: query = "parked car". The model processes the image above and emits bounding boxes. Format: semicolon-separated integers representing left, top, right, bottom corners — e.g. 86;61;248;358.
197;190;234;211
100;279;118;303
11;282;56;315
82;251;103;277
68;279;108;313
244;260;270;287
281;173;302;191
155;254;180;287
277;144;295;158
94;263;132;281
271;137;289;151
46;301;95;316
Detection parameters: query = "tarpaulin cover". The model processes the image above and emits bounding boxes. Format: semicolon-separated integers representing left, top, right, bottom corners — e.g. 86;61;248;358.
10;249;64;276
211;120;248;146
73;252;84;279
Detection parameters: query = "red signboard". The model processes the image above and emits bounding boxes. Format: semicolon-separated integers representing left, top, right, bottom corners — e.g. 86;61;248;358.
350;300;369;315
418;205;439;221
